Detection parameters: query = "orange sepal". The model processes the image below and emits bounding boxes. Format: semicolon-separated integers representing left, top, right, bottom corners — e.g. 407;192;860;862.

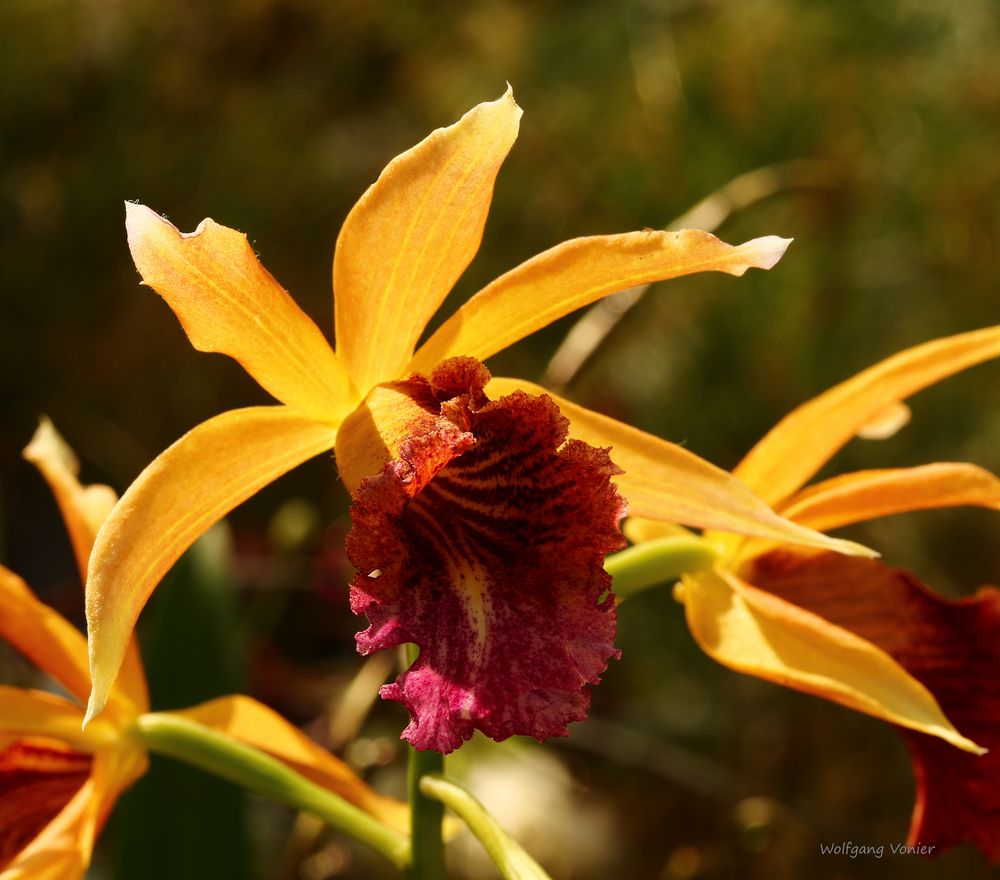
734;325;1000;507
86;406;338;724
779;462;1000;532
334;89;521;392
21;420;148;712
410;231;790;374
126;203;356;423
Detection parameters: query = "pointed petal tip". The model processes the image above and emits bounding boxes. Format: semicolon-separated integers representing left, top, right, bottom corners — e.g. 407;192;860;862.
22;415;75;471
825;534;880;559
951;734;988;757
124;201;169;252
499;82;522;115
81;694;102;730
747;235;793;271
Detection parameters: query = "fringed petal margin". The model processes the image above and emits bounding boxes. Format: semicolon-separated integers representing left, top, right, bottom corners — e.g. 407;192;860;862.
347;359;626;753
487;377;872;559
171;696;407;833
745;550;1000;862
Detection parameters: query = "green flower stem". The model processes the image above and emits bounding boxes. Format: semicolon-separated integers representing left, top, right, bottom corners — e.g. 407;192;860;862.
419;774;553;880
405;644;446;880
605;535;718;601
132;712;411;871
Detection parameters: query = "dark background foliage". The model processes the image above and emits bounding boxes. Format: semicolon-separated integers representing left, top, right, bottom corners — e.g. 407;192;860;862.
1;1;998;878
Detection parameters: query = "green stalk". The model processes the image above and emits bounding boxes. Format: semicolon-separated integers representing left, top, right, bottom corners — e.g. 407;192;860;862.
420;774;552;880
404;644;446;879
132;712;410;870
605;535;718;601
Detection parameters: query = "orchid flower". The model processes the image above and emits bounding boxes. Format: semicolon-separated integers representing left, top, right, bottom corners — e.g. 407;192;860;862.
1;421;406;878
85;88;865;754
602;326;1000;861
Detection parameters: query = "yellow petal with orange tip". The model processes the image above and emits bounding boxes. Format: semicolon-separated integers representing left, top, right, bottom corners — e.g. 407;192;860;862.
408;231;790;375
21;420;148;712
171;696;408;833
85;406;339;725
487;377;872;557
125;203;356;423
680;568;984;754
734;325;1000;507
334;88;522;393
778;462;1000;532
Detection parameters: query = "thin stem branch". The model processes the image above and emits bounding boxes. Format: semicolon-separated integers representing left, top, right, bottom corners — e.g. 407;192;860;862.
132;712;411;870
420;774;553;880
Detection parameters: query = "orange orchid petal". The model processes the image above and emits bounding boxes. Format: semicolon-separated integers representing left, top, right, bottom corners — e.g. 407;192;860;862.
85;406;339;724
171;696;407;833
0;688;118;754
487;377;871;557
0;570;91;709
779;463;1000;532
125;203;356;423
680;568;982;753
334;89;521;392
21;419;116;581
409;231;790;375
734;325;1000;507
21;421;149;712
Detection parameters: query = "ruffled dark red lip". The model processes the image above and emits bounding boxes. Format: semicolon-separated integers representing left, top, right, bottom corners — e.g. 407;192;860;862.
346;358;627;753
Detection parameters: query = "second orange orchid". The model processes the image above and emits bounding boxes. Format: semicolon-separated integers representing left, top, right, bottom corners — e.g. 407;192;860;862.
613;324;1000;861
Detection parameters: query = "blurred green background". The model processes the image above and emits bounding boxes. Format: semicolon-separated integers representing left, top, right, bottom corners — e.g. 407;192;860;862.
2;1;998;878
